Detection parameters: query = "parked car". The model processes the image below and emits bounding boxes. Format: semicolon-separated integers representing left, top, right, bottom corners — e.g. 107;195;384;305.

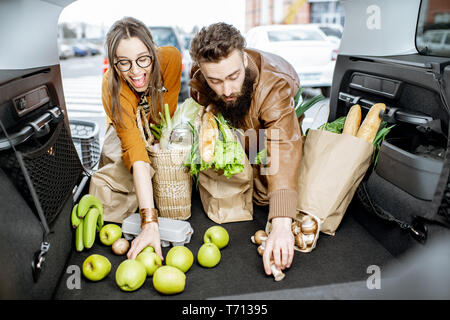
309;23;343;47
71;41;89;57
148;26;192;101
246;24;337;97
417;29;450;56
0;0;449;302
82;41;102;56
58;43;74;59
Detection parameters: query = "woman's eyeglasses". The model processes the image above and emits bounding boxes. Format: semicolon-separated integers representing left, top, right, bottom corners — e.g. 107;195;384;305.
114;55;153;72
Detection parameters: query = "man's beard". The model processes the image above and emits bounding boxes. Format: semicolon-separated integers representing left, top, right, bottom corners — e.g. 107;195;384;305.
203;68;255;128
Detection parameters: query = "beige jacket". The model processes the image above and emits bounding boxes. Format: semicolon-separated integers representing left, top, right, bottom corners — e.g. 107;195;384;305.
189;48;303;221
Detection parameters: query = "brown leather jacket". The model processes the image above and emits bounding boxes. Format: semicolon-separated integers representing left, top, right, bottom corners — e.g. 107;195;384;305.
189;48;303;221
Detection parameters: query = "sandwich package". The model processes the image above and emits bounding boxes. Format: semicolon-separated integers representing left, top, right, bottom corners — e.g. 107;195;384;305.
296;103;393;243
184;108;253;224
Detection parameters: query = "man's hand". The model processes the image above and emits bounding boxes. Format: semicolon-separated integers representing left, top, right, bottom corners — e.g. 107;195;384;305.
127;222;163;261
262;217;294;275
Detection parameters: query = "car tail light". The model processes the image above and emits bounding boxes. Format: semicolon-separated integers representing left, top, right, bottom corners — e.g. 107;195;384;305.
103;57;109;74
331;49;338;61
181;52;186;71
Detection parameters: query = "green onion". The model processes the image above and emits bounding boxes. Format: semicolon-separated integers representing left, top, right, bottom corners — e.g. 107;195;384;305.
372;122;395;169
318;116;346;134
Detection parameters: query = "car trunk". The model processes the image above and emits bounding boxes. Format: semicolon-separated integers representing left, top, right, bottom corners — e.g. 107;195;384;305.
1;0;449;302
0;64;397;298
329;53;450;256
1;53;449;303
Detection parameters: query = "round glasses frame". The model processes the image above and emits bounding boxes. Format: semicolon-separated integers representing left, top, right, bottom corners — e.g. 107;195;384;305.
114;55;153;72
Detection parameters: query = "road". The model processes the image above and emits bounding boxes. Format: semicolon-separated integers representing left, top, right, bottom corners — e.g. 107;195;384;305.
60;55;330;148
61;55;106;147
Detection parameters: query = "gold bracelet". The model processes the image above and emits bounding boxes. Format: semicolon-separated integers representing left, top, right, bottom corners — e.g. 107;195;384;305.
139;208;159;227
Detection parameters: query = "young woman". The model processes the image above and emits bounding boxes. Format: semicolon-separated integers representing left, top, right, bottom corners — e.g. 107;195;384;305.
96;17;182;260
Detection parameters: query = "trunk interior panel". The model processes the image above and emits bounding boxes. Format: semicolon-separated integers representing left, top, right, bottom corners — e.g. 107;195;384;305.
329;54;450;256
0;65;83;299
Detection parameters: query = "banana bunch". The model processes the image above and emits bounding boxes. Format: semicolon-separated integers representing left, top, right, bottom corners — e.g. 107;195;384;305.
71;194;104;252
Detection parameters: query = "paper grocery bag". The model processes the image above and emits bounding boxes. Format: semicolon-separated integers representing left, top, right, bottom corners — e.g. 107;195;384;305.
297;129;374;235
198;155;254;224
89;125;155;223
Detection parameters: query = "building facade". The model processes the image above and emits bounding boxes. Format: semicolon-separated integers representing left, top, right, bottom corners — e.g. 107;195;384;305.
245;0;344;31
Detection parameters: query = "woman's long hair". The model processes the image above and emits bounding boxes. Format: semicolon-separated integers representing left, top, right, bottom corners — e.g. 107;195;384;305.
105;17;163;127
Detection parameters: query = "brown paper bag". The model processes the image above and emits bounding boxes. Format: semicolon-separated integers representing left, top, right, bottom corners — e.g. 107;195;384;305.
297;129;374;235
89;125;154;223
198;154;254;224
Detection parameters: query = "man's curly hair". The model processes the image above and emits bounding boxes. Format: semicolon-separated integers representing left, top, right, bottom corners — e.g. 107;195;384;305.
190;22;246;64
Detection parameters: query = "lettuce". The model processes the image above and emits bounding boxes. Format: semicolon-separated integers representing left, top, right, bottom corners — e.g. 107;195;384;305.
184;112;246;184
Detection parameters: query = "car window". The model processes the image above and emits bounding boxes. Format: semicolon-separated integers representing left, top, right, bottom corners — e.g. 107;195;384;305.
431;32;443;43
423;32;434;42
267;29;324;42
416;0;450;57
319;26;342;39
149;27;180;50
446;33;450;45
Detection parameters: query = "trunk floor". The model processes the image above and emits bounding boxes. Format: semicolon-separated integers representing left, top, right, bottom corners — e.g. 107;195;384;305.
54;190;394;300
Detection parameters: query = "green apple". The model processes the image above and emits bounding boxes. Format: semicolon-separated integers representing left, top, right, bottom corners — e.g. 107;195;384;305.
165;246;194;273
82;254;111;281
99;224;122;246
203;225;229;249
115;259;147;291
141;246;155;254
136;251;162;276
153;266;186;295
197;243;221;268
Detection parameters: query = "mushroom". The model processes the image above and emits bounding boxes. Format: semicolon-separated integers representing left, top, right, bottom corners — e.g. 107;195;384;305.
251;230;268;245
257;244;265;256
294;232;307;250
270;260;285;282
302;214;313;224
291;220;302;235
303;233;315;246
301;218;317;235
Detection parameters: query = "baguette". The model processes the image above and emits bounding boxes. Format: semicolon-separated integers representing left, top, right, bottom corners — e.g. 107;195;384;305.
199;111;218;163
356;103;386;143
342;104;361;136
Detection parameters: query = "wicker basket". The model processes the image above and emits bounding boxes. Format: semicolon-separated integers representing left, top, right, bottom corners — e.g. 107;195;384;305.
148;147;192;220
136;103;204;220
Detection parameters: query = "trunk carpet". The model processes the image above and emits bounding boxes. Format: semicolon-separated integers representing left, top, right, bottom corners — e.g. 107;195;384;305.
54;189;394;300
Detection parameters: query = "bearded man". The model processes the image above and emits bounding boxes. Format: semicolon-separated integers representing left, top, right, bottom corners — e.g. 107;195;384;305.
189;22;303;276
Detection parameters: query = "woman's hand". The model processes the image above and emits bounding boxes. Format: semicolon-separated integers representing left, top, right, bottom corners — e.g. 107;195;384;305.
130;161;161;259
127;222;163;260
262;217;294;275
